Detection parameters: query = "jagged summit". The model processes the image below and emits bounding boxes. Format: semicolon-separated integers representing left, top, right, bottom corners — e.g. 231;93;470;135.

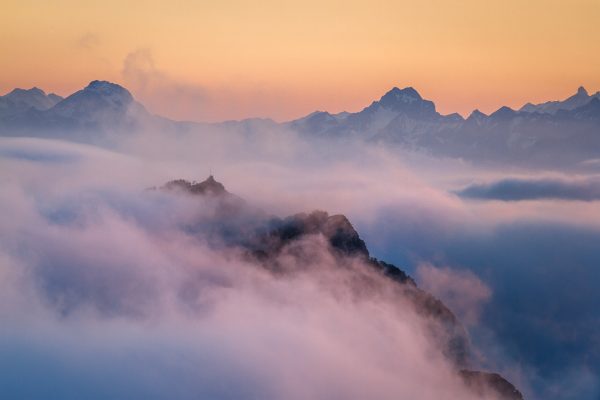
468;109;488;119
363;86;437;120
202;175;226;194
163;175;228;196
520;86;598;114
374;86;436;114
577;86;588;96
380;86;423;105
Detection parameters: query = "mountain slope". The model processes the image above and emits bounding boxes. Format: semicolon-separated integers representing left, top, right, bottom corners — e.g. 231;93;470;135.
160;175;523;400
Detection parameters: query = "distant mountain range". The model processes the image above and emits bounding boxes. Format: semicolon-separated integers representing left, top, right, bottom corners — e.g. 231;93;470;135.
1;81;599;167
288;85;600;167
0;81;169;144
520;86;600;114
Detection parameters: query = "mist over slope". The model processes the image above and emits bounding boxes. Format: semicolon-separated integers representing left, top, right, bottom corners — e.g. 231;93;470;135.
0;143;524;399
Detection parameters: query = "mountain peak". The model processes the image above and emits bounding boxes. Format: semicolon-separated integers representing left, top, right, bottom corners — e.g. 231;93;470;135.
520;86;594;114
577;86;588;96
490;106;518;120
204;174;219;186
49;80;136;120
195;175;226;195
467;109;488;120
7;87;46;97
163;175;228;196
368;86;438;119
2;86;62;111
84;80;133;101
380;86;423;106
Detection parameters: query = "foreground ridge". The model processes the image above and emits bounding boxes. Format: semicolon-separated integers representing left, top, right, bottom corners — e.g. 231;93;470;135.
160;175;524;400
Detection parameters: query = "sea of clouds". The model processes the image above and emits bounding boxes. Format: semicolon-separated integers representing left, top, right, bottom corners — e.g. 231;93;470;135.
2;124;600;399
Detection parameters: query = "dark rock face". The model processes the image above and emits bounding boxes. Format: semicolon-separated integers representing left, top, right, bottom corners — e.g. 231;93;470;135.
160;176;522;398
460;370;524;400
160;176;248;226
262;211;369;257
163;175;227;196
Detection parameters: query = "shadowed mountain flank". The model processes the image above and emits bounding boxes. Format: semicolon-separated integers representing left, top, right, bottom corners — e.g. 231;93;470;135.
460;370;524;400
160;175;522;399
163;175;228;196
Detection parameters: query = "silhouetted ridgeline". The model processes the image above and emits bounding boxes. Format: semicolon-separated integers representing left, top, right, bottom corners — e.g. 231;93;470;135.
160;176;524;400
1;80;599;168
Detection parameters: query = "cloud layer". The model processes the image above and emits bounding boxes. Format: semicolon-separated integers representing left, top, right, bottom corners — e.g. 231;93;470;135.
0;138;509;400
3;128;600;399
457;177;600;202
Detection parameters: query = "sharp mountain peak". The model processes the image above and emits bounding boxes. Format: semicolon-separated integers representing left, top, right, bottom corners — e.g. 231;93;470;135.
577;86;588;96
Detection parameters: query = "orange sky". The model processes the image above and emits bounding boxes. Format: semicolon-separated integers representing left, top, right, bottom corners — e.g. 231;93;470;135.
1;0;599;122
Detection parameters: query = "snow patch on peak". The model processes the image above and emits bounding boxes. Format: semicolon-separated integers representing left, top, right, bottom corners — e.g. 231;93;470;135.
85;80;133;101
381;87;423;106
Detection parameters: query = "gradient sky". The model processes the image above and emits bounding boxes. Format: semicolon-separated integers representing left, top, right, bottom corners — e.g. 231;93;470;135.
2;0;600;122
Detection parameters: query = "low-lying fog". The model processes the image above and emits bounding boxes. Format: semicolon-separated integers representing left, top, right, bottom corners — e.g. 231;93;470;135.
2;126;600;399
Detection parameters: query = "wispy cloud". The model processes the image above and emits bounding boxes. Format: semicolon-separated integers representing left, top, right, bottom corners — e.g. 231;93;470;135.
456;177;600;202
75;32;100;51
4;129;600;399
416;264;491;327
0;141;495;399
122;49;206;120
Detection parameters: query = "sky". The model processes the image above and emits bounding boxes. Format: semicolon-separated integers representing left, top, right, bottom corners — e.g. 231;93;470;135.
2;0;600;122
